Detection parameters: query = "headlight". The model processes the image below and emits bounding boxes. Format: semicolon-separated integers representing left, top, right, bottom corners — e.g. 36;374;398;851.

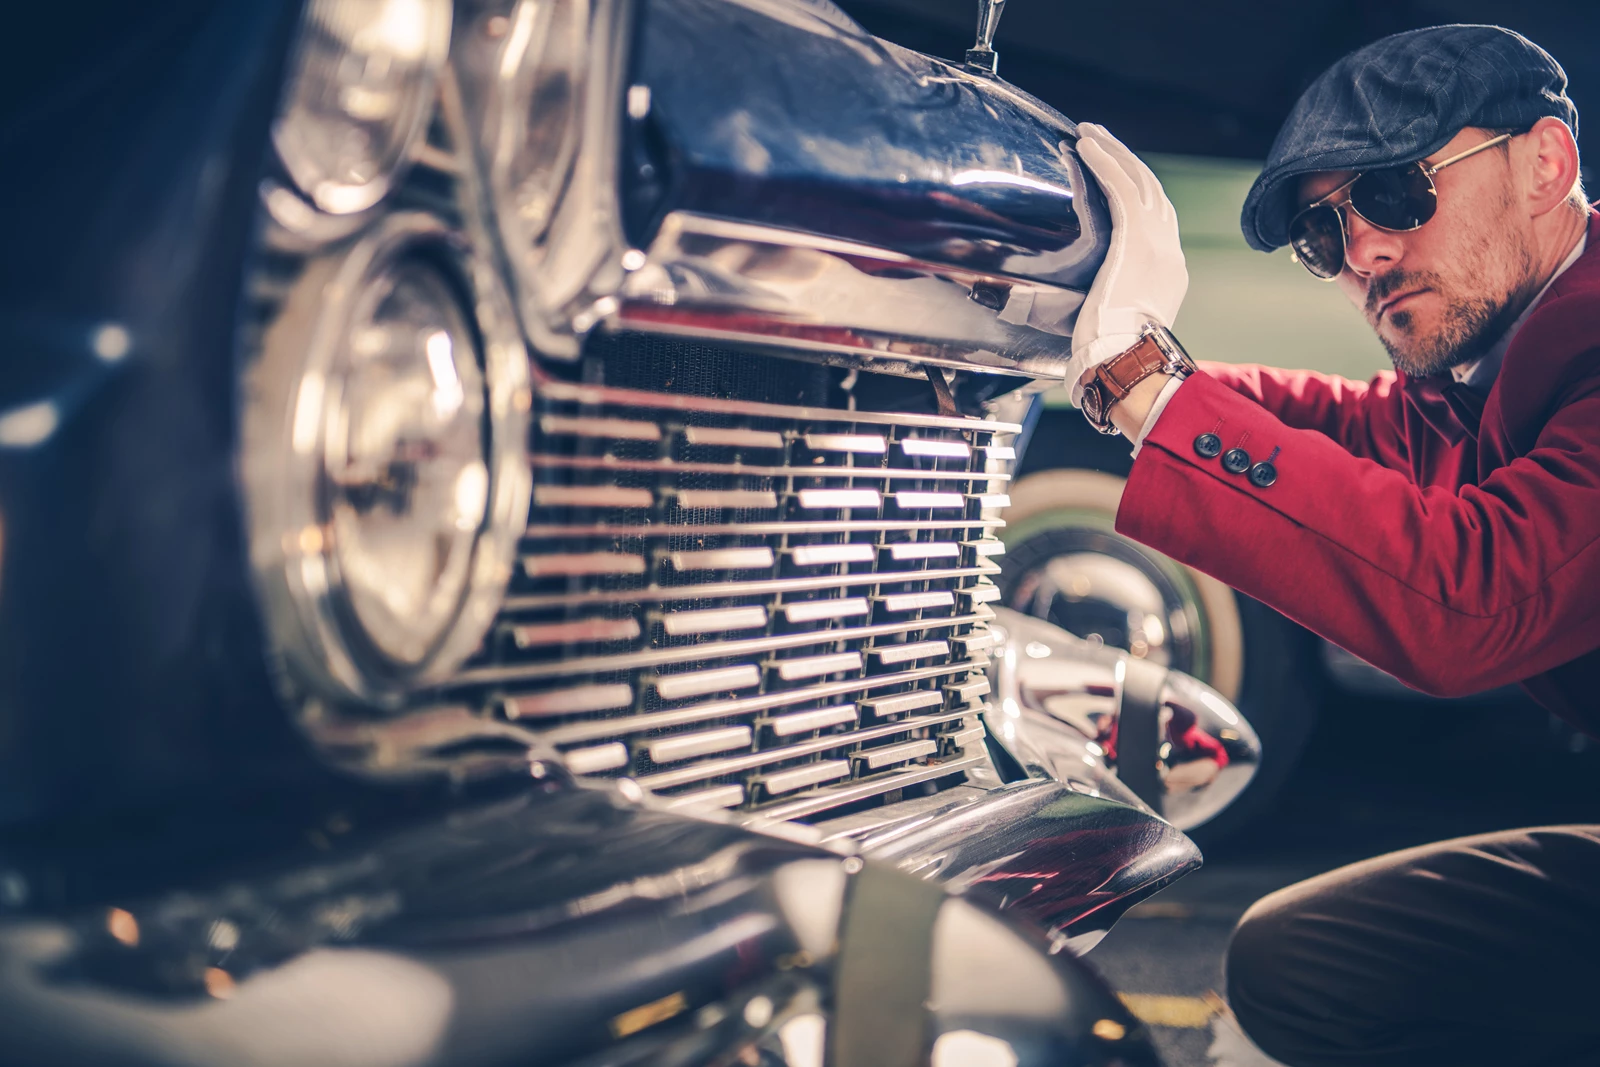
243;213;531;704
482;0;587;244
273;0;453;215
457;0;629;357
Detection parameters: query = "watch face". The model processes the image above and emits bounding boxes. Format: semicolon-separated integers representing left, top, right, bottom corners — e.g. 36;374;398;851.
1081;383;1106;424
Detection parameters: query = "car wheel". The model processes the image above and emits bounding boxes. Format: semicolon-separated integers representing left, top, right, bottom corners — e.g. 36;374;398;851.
1000;464;1318;845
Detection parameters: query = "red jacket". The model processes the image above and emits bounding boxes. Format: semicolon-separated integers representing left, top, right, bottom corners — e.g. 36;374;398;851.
1117;210;1600;728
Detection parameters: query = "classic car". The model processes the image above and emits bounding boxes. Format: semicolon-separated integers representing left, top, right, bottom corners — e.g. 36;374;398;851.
0;0;1262;1062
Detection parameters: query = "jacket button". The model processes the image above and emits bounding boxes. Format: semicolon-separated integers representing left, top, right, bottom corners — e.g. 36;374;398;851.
1249;461;1278;488
1193;433;1222;458
1221;447;1251;474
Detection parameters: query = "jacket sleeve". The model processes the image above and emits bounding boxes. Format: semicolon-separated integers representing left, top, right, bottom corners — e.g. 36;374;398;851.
1200;362;1410;467
1116;371;1600;698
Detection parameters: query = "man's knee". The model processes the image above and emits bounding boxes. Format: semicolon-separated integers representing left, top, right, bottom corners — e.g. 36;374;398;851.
1224;886;1331;1064
1225;887;1297;1012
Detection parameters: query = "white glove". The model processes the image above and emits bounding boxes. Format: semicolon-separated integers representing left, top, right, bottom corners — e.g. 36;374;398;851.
1065;123;1189;404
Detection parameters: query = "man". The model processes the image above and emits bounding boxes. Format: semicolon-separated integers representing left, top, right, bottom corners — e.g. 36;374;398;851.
1065;25;1600;1067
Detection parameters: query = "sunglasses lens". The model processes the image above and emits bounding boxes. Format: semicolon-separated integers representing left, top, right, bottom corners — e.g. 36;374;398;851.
1349;163;1437;230
1288;204;1344;279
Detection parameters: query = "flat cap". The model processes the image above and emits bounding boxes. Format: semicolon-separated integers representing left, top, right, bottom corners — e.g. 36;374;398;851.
1241;25;1578;252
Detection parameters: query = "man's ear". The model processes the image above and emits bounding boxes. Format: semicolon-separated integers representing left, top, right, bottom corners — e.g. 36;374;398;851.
1519;116;1582;218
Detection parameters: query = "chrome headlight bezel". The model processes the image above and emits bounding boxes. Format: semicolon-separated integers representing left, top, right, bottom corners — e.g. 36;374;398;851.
242;211;532;706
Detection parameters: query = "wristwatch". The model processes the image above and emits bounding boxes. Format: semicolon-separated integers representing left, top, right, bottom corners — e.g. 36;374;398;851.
1079;323;1197;435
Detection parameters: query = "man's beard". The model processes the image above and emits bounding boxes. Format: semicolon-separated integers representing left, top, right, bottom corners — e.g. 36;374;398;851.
1365;235;1537;379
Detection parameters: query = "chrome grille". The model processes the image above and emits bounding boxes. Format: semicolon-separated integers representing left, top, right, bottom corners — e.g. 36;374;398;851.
436;344;1014;821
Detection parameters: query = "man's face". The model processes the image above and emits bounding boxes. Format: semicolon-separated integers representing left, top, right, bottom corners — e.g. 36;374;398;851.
1296;127;1540;377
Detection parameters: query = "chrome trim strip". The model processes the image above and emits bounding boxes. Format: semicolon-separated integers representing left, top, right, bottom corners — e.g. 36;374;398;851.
768;651;863;681
755;760;850;796
511;617;642;648
538;414;661;441
653;663;762;700
962;539;1006;557
675;489;779;509
613;211;1085;378
528;453;1009;483
451;614;983;685
983;445;1017;460
899;439;971;459
972;494;1012;508
876;591;955;612
943;677;992;704
647;725;753;763
755;754;986;822
871;640;951;665
892;492;965;509
859;689;945;717
952;630;1000;655
948;724;987;749
502;683;635;719
503;565;997;611
797;488;881;510
635;708;971;789
682;426;785;449
533;484;654;508
525;517;1005;539
537;373;1022;435
780;597;870;622
661;784;746;810
885;542;961;561
803;433;887;453
563;743;629;774
767;704;859;736
957;584;1003;607
853;738;937;770
790;544;876;566
534;660;978;745
669;546;775;571
521;552;646;577
660;605;769;636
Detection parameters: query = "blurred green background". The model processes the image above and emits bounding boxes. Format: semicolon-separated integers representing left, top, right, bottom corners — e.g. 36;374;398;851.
1042;155;1392;407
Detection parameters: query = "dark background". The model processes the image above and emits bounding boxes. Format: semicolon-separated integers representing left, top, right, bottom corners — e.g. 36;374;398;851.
837;0;1597;165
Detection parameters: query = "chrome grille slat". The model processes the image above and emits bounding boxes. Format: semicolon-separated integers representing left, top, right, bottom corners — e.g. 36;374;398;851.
502;568;1000;611
537;374;1024;433
455;357;1016;821
451;613;987;686
526;452;1009;482
634;707;975;790
757;754;988;822
524;519;1005;538
534;659;980;745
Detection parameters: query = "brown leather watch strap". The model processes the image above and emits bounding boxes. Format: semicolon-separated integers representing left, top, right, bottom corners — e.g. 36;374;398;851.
1090;332;1169;405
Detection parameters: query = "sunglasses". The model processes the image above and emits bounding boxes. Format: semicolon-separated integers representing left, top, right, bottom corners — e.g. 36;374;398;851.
1287;132;1514;280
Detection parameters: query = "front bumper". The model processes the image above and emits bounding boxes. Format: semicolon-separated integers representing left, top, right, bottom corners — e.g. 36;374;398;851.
811;607;1258;948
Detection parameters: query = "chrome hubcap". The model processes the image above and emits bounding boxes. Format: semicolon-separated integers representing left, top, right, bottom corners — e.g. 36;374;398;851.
1004;527;1202;676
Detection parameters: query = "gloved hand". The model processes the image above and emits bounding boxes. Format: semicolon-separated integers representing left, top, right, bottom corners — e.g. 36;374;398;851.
1064;123;1189;404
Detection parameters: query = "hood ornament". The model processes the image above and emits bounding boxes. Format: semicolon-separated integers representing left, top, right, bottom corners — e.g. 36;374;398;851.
964;0;1007;75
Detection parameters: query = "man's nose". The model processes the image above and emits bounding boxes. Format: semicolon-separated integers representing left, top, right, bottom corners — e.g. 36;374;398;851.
1342;210;1405;277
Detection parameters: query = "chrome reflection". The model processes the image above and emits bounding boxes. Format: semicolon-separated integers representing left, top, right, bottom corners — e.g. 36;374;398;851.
614;212;1087;378
1010;549;1192;668
987;607;1260;832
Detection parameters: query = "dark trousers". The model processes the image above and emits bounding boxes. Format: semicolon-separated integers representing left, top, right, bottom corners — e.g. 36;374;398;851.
1225;826;1600;1067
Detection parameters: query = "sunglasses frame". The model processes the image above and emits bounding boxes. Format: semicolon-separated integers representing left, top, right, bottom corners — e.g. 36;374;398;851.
1287;132;1515;280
